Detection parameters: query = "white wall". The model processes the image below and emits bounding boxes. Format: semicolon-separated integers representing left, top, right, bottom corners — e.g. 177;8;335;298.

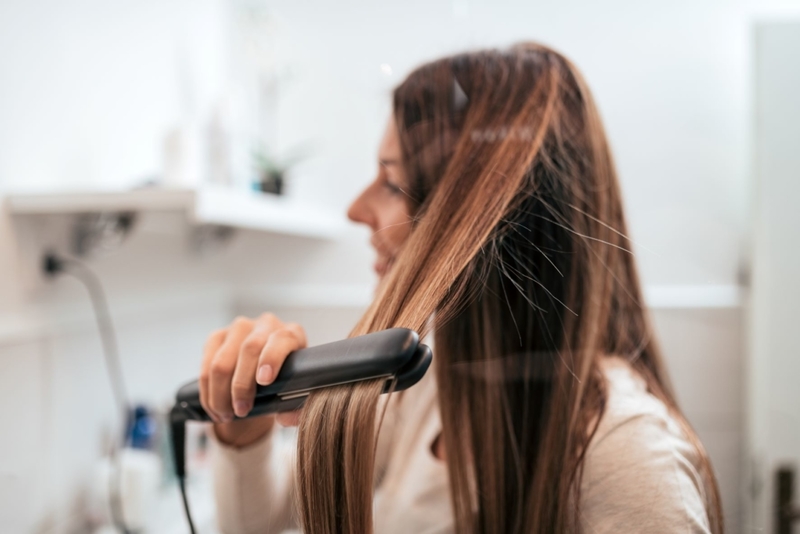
2;0;799;532
0;0;229;193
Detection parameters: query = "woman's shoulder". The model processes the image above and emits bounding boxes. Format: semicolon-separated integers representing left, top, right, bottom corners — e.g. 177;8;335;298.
591;356;682;439
578;357;711;533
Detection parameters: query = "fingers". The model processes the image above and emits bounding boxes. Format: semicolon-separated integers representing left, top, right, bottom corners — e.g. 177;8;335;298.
200;329;227;422
200;313;308;425
230;313;281;417
255;325;307;387
208;316;254;422
284;322;308;348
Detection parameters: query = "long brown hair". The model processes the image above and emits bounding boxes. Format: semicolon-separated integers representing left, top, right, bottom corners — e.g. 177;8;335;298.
296;42;723;533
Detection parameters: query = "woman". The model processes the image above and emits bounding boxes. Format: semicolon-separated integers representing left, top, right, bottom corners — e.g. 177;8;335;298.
199;43;723;533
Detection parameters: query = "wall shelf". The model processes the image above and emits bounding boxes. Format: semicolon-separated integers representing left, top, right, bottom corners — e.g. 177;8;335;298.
5;185;348;240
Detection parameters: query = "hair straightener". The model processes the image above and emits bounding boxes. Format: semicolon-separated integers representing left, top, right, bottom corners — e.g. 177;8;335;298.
169;327;432;533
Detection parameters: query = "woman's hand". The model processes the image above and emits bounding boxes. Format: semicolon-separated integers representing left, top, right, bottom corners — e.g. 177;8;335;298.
199;313;307;447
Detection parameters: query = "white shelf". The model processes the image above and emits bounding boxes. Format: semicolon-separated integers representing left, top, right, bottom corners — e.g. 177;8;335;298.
5;185;347;240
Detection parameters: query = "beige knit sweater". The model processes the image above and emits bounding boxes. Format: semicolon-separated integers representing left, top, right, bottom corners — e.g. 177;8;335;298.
211;357;711;533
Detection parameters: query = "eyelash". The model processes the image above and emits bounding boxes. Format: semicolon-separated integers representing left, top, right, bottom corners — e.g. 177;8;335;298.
384;180;403;195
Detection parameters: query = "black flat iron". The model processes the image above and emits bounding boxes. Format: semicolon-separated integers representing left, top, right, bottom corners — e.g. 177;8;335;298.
169;328;432;533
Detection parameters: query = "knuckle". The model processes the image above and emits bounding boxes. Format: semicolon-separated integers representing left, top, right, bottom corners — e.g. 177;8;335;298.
270;328;295;343
240;337;264;358
259;313;282;332
259;312;277;323
285;323;306;343
210;360;233;379
204;329;226;349
285;322;303;333
232;316;252;328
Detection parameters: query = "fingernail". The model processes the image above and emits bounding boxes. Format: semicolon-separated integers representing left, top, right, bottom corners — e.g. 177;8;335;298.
221;413;233;423
234;400;251;417
256;364;273;385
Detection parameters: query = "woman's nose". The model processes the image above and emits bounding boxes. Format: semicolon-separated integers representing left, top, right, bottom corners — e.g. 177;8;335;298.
347;187;376;229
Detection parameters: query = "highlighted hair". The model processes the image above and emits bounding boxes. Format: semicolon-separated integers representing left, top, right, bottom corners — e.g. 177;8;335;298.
296;43;722;534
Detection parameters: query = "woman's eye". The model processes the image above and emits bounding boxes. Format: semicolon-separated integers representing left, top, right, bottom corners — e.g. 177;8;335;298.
384;181;403;195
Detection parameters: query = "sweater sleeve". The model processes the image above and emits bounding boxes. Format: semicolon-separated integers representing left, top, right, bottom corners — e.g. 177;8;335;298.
579;414;712;534
211;396;401;533
211;427;298;534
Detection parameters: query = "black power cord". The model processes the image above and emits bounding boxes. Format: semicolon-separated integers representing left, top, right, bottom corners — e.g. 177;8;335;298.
169;406;197;534
44;253;132;534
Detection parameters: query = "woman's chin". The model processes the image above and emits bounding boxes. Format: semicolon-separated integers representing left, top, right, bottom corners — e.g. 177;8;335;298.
373;259;392;278
373;264;393;288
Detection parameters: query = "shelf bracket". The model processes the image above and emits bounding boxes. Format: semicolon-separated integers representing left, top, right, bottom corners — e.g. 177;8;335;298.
72;211;137;257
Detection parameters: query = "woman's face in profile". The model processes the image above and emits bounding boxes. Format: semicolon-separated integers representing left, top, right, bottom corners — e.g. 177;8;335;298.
347;115;413;279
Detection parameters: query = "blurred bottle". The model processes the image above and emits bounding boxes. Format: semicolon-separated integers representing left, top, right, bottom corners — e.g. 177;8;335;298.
128;405;157;450
206;99;233;186
88;406;162;531
163;124;202;188
90;449;162;532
